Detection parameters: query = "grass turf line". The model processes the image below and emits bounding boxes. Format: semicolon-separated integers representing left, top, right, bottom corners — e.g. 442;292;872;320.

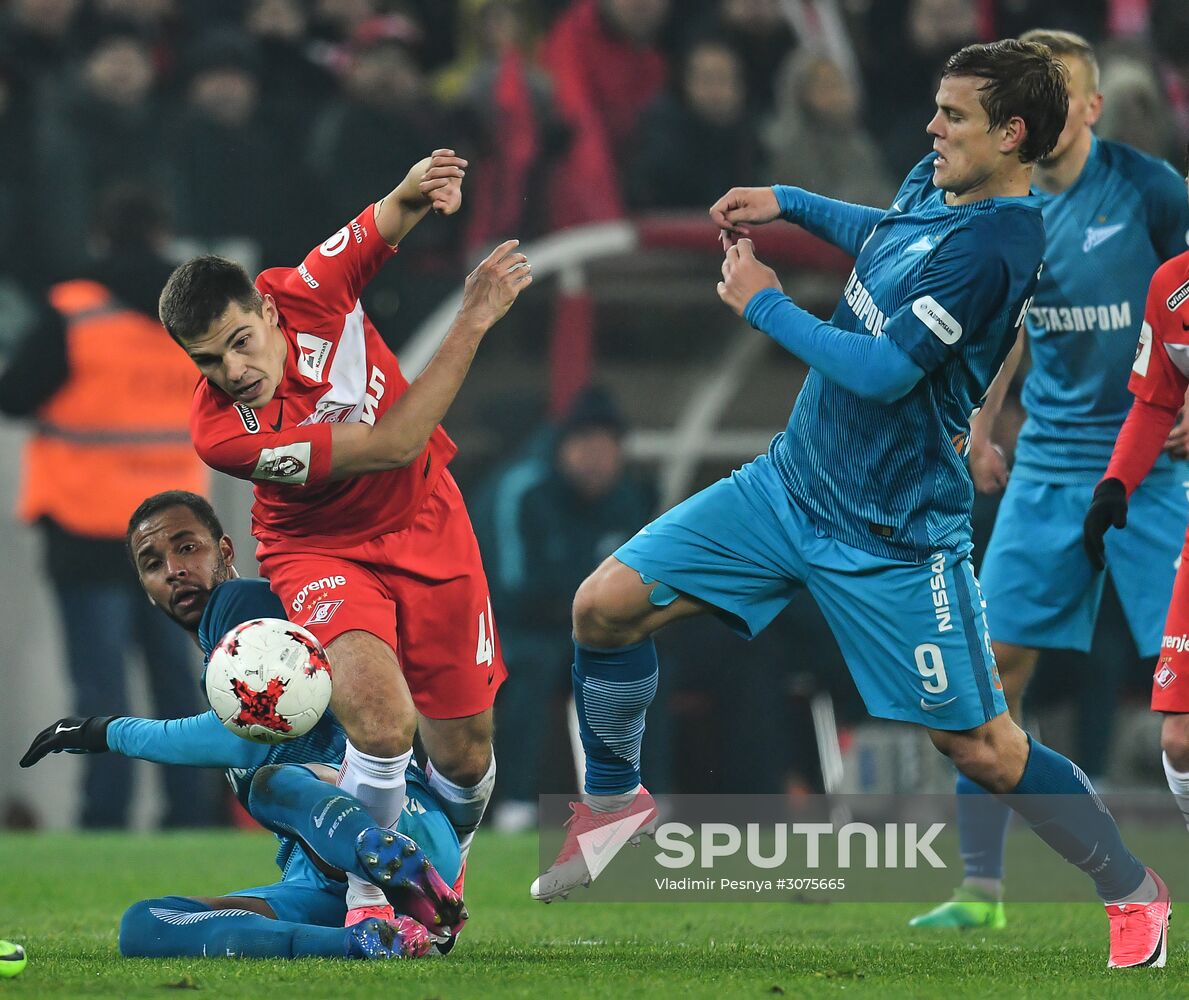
0;830;1178;998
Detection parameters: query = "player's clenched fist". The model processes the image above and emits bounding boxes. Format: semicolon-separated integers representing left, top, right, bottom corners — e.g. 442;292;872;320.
460;239;533;329
419;148;468;215
717;238;782;316
968;437;1009;495
710;186;781;244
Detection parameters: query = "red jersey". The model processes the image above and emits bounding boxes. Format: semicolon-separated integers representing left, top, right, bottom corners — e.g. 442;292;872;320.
189;205;457;548
1130;251;1189;408
1103;251;1189;495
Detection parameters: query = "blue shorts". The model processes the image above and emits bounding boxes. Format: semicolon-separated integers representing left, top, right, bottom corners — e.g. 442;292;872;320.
615;455;1007;731
227;766;461;925
979;475;1187;656
229;849;347;926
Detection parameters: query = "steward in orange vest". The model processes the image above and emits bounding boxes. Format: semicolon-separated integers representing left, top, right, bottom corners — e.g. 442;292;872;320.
9;278;206;542
0;185;214;830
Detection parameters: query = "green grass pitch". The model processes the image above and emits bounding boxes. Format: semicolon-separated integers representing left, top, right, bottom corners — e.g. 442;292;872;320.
0;829;1178;998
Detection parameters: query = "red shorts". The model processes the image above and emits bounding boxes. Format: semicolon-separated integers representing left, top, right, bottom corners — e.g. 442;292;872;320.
1153;534;1189;714
258;470;506;719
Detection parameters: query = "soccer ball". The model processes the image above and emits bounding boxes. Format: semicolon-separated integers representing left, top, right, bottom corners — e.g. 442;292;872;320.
205;618;332;744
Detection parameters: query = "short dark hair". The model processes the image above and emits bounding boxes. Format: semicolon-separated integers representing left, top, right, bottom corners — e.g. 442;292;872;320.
158;255;263;344
942;39;1069;163
126;490;225;565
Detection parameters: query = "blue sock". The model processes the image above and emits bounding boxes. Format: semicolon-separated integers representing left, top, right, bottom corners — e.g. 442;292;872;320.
573;639;659;795
119;897;351;958
956;772;1011;880
1008;738;1146;902
247;764;374;876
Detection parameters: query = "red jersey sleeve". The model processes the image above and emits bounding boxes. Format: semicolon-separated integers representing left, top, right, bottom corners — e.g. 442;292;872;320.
1104;256;1189;494
190;390;333;487
1129;257;1189;408
257;204;396;323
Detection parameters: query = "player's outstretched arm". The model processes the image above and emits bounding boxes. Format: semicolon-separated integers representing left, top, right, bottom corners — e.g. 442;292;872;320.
106;713;268;768
374;149;468;246
717;239;923;402
711;186;884;258
20;712;267;769
327;239;532;478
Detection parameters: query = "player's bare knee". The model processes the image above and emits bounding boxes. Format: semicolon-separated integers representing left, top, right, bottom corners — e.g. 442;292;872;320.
350;711;416;757
433;742;493;788
1161;713;1189;772
573;561;649;647
929;725;1012;791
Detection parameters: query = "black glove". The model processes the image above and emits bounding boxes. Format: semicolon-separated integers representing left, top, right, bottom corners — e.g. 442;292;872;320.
1082;478;1128;572
20;716;116;768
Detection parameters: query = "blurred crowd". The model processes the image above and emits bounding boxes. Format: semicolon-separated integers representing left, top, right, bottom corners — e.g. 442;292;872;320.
3;0;1189;339
4;0;1189;828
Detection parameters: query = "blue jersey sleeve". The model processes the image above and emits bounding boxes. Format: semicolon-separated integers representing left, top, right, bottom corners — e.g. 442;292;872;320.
881;218;1034;374
106;712;269;769
772;186;884;258
199;579;287;658
1142;158;1189;262
744;288;924;402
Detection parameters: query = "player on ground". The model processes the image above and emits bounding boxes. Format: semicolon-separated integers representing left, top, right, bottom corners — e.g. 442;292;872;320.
533;40;1170;969
158;151;531;924
911;29;1189;931
20;490;463;960
1082;156;1189;841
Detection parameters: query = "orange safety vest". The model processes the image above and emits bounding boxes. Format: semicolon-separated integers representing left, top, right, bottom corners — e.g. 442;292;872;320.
17;279;207;538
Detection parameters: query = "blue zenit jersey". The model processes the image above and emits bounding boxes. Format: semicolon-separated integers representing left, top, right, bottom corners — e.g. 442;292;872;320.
108;579;461;879
197;579;346;809
1016;137;1189;481
772;155;1044;562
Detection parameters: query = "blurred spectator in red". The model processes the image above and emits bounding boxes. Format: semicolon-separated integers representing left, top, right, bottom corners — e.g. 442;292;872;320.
38;33;166;279
541;0;669;229
435;0;565;256
164;30;311;269
762;48;895;209
626;39;756;210
308;19;460;339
